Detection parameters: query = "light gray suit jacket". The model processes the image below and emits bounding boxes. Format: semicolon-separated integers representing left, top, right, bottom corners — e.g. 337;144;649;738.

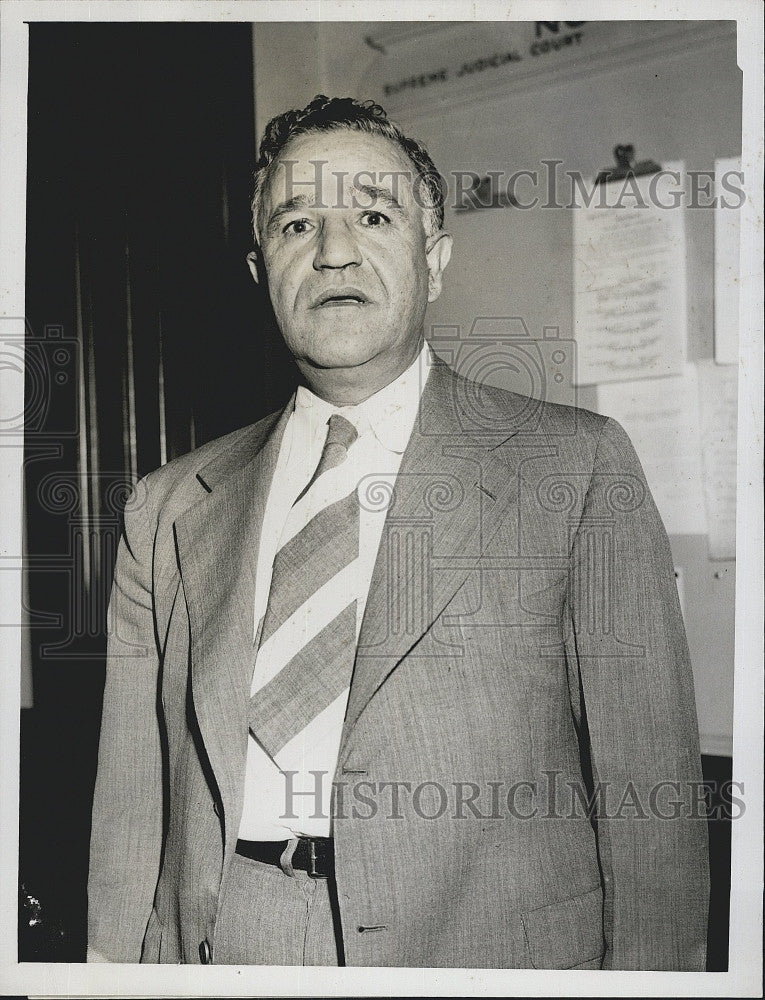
88;357;709;968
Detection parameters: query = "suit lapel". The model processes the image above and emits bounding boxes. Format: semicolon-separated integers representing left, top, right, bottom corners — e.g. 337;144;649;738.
173;363;524;811
174;401;292;847
340;361;520;758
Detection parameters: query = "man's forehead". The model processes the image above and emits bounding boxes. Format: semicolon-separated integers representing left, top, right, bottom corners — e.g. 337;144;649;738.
265;129;417;202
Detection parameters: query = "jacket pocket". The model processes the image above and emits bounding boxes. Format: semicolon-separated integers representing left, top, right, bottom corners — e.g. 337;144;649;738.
520;885;604;970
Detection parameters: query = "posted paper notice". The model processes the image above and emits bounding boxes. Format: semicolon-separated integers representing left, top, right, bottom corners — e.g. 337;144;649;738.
697;360;738;559
574;163;687;385
596;366;707;536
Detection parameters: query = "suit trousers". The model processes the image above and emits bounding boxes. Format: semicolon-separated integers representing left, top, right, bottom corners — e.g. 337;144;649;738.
213;852;342;965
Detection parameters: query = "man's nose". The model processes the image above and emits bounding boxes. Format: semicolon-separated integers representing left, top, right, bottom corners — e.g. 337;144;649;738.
313;215;362;270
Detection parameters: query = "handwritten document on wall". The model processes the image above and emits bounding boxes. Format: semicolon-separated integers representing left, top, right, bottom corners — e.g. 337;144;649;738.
596;366;707;537
574;163;687;385
697;360;738;560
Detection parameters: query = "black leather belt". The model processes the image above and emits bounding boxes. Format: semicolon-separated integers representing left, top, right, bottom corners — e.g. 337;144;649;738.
235;837;334;878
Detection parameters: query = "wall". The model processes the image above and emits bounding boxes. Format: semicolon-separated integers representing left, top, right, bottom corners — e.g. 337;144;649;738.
251;20;741;755
252;21;381;140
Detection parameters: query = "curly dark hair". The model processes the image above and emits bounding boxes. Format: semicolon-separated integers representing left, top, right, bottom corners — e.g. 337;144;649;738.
250;94;445;243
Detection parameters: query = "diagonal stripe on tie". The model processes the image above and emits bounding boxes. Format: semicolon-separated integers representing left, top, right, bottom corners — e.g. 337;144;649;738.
259;490;358;645
253;559;360;689
249;601;357;757
248;412;360;761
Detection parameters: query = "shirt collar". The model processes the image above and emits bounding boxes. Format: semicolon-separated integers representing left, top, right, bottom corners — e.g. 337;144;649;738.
294;341;433;454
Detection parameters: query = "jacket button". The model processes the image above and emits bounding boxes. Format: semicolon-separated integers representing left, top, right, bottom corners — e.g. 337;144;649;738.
199;939;212;964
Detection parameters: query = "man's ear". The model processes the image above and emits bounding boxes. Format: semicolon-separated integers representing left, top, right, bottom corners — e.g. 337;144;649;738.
246;249;261;284
425;231;453;303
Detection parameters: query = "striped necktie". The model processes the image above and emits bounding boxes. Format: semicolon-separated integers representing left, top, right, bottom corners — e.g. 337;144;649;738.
249;413;360;761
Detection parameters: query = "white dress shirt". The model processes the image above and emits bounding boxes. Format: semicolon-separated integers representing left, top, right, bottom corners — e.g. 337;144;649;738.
238;342;432;840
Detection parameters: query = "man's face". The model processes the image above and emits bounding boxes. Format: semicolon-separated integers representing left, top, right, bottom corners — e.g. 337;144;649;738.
250;129;451;388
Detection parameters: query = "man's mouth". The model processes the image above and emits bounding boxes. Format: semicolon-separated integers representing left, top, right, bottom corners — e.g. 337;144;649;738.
312;287;369;308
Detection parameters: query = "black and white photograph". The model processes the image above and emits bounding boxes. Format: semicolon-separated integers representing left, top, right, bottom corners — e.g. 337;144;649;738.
1;1;762;996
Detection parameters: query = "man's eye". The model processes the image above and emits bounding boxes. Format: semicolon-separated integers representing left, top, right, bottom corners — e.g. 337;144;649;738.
360;211;390;227
283;219;313;235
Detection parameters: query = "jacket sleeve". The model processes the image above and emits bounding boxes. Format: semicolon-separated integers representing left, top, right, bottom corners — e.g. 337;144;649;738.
87;475;164;962
566;417;710;970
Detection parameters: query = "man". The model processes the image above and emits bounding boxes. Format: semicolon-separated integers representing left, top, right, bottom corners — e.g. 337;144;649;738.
87;95;709;969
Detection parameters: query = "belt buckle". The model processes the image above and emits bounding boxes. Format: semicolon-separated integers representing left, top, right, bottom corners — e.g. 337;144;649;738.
280;836;326;878
306;838;323;879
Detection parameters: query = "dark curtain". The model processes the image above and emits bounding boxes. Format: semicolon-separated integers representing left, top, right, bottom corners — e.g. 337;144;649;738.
21;22;296;961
